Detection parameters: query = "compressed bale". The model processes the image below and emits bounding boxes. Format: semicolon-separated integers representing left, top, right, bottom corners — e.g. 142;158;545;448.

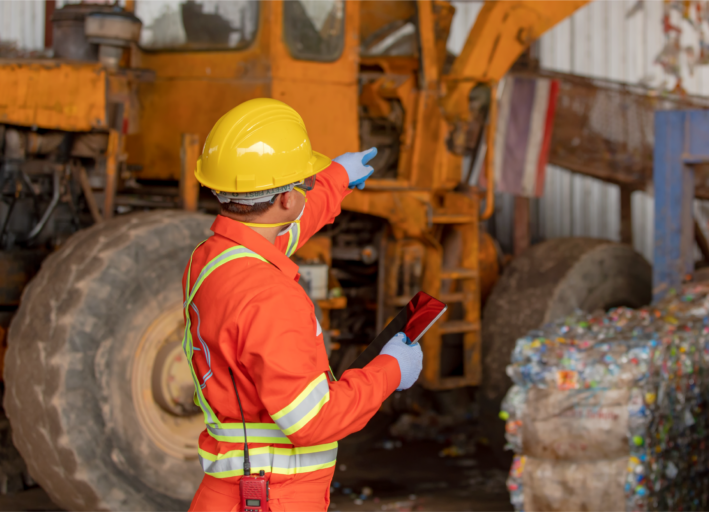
518;456;628;512
502;283;709;511
522;387;630;460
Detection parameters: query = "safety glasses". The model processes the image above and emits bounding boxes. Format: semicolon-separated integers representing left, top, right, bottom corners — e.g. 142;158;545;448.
295;175;317;192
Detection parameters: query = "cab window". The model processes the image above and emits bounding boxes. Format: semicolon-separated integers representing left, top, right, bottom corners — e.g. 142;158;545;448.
136;0;258;51
283;0;345;61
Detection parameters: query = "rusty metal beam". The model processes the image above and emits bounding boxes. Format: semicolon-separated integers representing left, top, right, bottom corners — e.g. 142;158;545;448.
103;130;120;220
180;133;201;212
442;0;588;123
44;0;55;49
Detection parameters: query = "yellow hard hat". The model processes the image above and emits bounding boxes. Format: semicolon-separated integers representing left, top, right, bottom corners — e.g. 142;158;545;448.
195;98;331;194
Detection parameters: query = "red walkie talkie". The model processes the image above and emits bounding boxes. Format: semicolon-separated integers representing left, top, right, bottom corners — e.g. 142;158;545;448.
229;369;270;512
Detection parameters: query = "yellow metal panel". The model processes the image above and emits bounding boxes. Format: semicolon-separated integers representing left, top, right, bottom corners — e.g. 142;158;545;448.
127;5;273;180
359;1;416;45
341;191;428;238
269;0;360;158
0;60;106;131
270;0;360;85
272;80;358;159
126;80;270;180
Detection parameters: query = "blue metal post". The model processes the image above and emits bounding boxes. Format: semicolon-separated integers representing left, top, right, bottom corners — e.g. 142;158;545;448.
652;110;709;301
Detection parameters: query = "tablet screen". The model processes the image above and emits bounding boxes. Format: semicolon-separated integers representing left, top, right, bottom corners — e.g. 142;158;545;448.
342;291;447;375
404;292;447;344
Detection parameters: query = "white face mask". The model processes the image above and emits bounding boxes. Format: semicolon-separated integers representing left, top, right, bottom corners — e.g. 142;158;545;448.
277;203;306;236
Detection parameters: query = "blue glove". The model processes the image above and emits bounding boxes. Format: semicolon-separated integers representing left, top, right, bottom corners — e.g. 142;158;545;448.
333;147;377;190
379;332;423;390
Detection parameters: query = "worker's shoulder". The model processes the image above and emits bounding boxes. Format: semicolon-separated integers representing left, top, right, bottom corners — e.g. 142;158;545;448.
195;236;279;273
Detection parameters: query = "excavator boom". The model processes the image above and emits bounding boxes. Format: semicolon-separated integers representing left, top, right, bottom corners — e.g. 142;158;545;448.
443;0;590;122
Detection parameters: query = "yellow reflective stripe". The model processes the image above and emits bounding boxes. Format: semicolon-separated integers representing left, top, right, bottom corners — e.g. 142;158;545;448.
273;442;337;455
183;244;268;430
186;333;218;425
199;442;338;477
185;240;207;299
271;374;327;421
206;422;292;444
272;460;336;475
271;373;330;436
200;442;338;462
282;393;329;436
219;422;282;430
187;247;267;304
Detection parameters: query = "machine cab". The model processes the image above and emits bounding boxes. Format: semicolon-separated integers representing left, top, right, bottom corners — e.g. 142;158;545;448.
128;0;360;181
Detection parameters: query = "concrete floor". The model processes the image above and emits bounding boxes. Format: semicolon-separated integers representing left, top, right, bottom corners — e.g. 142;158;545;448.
0;432;512;512
330;440;511;511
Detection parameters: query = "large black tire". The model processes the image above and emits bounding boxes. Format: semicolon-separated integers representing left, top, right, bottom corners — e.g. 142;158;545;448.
3;211;213;511
480;238;652;464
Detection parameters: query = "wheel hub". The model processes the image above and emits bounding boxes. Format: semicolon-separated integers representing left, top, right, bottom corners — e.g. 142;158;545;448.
152;341;200;416
132;305;203;460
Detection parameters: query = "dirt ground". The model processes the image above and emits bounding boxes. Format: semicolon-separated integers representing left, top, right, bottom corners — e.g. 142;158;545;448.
0;419;512;512
329;439;511;512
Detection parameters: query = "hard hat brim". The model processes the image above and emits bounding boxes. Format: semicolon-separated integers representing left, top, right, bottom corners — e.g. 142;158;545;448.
309;151;332;178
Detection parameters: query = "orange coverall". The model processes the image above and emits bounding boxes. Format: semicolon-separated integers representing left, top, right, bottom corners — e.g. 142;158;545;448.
184;162;401;511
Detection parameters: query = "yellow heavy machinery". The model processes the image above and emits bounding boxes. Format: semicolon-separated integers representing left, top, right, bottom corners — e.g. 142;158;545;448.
0;1;653;510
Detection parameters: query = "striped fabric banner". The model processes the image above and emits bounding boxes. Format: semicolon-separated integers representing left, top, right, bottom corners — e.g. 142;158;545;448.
494;77;559;198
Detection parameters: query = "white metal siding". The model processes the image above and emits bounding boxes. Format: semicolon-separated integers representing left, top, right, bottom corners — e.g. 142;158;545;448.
539;1;661;263
450;1;709;263
0;0;45;51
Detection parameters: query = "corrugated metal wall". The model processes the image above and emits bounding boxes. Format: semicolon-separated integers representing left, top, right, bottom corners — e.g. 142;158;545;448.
450;1;709;263
0;0;45;51
538;0;662;263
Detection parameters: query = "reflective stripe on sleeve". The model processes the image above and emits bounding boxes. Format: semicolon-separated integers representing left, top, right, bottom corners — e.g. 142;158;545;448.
270;373;330;436
199;442;338;478
206;423;292;444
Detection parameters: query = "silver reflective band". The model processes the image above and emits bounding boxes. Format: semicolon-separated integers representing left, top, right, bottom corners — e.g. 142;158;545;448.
200;447;338;476
207;424;291;443
273;377;329;434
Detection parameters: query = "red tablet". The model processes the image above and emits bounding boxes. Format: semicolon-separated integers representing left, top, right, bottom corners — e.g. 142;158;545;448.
343;291;447;376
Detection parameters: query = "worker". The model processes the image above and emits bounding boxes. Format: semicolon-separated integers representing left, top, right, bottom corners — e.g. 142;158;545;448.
183;98;424;512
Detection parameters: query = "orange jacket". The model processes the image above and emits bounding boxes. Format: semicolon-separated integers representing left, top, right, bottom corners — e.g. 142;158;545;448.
182;162;400;491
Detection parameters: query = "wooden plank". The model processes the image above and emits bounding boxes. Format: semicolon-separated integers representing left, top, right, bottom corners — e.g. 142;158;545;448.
103;130;120;219
439;320;478;335
514;195;531;256
73;165;102;224
440;267;478;280
620;185;633;245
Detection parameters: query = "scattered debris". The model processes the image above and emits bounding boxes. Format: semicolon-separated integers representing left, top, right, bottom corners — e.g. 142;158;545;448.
389;411;479;458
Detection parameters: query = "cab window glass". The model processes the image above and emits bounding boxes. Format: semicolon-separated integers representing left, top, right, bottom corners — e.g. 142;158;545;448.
283;0;345;61
136;0;258;51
